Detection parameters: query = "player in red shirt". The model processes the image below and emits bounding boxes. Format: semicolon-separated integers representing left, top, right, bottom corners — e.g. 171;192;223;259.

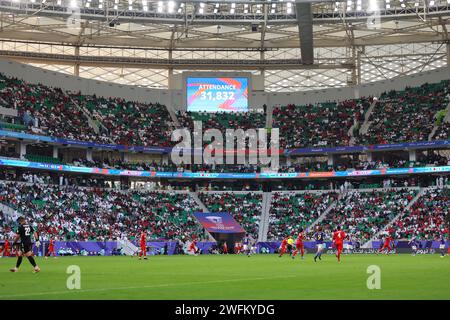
378;233;393;255
223;242;228;254
45;238;56;259
234;242;242;254
138;231;148;260
188;239;199;255
1;239;11;257
291;229;305;259
278;237;288;257
332;226;346;263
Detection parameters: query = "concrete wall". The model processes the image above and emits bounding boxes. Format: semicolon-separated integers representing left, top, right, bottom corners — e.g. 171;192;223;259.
0;106;18;117
1;58;449;112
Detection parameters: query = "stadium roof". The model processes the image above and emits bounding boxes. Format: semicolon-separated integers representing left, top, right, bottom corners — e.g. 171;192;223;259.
0;0;449;91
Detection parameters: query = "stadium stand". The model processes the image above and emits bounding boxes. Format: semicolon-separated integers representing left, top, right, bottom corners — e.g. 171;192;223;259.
71;94;173;147
358;80;450;145
177;111;266;132
267;191;337;240
392;187;450;240
0;182;207;241
321;189;418;242
272;99;371;148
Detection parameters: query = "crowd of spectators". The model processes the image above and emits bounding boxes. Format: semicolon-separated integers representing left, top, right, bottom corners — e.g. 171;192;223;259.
267;192;337;240
321;189;417;242
0;182;207;242
392;187;449;240
0;73;105;143
71;158;260;173
177;110;266;133
358;80;450;145
1;72;171;147
2;72;450;153
433;122;450;141
72;94;172;147
66;151;449;174
272;98;371;149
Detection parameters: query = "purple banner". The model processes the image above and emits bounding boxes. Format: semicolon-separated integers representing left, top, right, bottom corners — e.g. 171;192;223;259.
285;139;450;156
193;212;245;234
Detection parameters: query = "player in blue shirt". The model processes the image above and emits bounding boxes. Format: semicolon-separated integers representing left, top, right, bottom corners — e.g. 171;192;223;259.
314;227;326;262
243;236;251;257
439;236;446;258
408;235;419;256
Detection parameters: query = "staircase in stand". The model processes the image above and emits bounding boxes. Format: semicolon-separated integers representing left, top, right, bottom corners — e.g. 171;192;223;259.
0;203;21;224
429;101;450;140
359;99;378;136
257;192;272;242
306;197;339;233
361;187;424;248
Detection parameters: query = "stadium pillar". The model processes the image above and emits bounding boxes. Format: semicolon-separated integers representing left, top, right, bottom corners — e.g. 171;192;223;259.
74;46;80;77
286;155;291;167
53;146;58;159
86;148;93;162
16;142;27;159
447;42;450;66
351;47;357;85
295;3;314;65
366;151;373;162
356;48;362;85
409;150;417;162
260;51;266;90
162;154;169;164
327;154;335;166
122;152;129;163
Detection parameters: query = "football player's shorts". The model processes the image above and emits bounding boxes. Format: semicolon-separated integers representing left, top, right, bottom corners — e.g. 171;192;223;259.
243;245;248;251
317;244;324;251
439;244;445;250
412;246;417;250
20;243;33;253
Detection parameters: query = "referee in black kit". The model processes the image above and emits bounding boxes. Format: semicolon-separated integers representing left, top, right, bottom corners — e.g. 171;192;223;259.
10;217;41;273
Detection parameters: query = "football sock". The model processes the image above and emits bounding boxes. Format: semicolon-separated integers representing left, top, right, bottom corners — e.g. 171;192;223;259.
27;256;37;267
16;256;23;268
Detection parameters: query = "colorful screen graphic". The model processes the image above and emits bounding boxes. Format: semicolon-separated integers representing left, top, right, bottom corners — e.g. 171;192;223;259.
193;212;246;233
186;77;249;112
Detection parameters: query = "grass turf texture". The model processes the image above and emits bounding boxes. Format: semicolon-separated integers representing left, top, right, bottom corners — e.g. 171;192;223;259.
0;254;449;300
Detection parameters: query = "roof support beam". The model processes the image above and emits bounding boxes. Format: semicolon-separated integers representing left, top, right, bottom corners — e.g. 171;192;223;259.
295;2;313;65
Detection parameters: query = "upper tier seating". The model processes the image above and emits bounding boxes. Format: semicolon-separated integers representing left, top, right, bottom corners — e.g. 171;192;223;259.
72;94;172;147
358;80;450;145
272;99;371;149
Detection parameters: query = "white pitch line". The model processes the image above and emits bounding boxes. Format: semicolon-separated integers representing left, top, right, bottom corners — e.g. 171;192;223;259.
0;274;299;299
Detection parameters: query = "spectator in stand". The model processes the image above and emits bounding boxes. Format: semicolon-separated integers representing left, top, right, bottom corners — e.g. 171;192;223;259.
321;189;417;242
392;188;450;240
272;98;371;149
267;192;337;240
0;181;207;242
358;80;450;145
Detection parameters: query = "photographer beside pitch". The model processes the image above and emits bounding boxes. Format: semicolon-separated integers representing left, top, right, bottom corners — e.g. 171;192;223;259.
9;217;41;273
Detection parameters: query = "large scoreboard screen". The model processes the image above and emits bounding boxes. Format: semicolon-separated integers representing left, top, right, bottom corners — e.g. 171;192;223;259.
186;77;249;112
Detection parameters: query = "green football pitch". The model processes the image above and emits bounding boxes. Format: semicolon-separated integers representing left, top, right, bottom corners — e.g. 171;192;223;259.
0;254;449;300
